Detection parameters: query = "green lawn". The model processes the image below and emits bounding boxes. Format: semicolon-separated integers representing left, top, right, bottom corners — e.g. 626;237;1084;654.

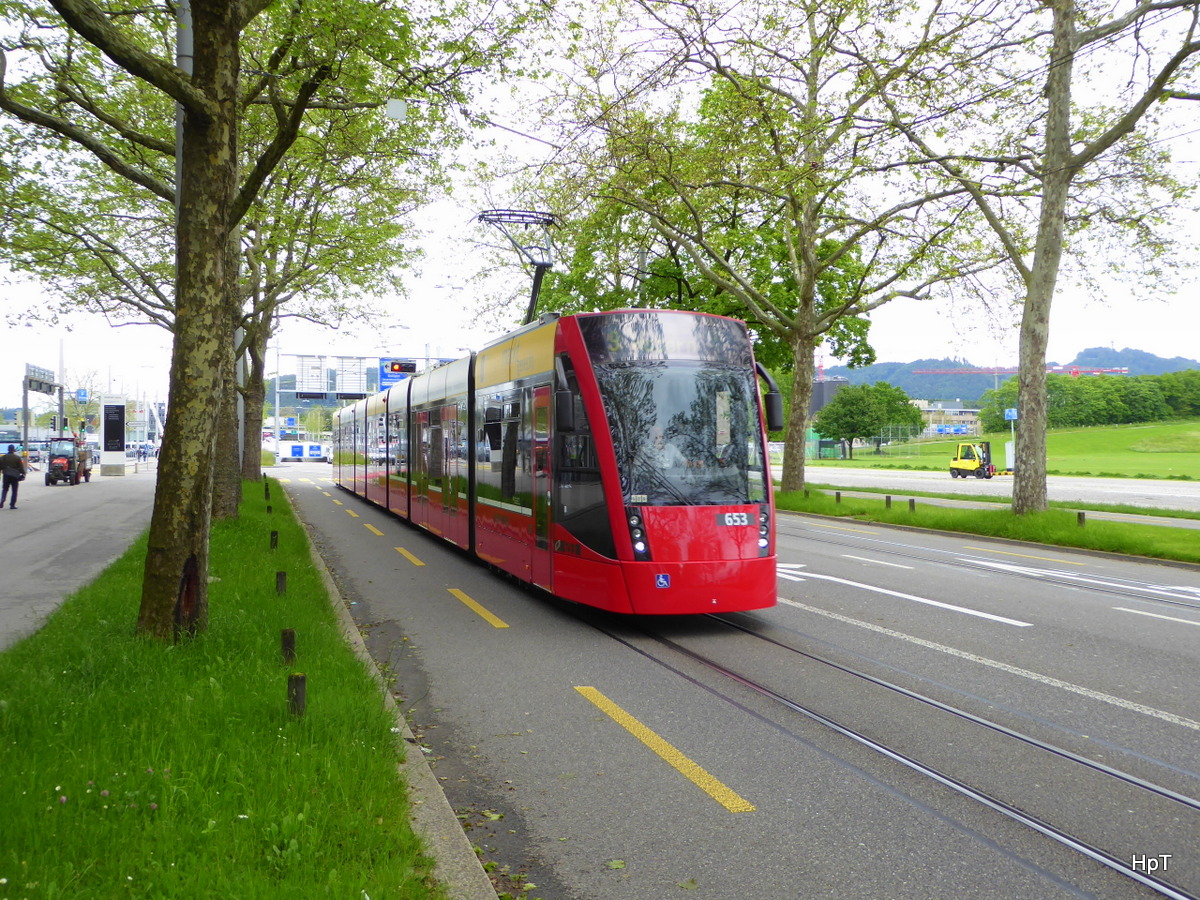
802;419;1200;480
0;481;447;900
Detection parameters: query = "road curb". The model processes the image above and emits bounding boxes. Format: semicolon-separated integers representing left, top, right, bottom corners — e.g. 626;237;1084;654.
291;491;499;900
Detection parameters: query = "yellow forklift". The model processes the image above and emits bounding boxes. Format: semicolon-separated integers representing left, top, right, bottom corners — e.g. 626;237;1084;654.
950;441;997;479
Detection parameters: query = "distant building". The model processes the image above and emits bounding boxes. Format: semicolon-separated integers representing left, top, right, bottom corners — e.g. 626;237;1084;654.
918;401;980;436
809;377;849;416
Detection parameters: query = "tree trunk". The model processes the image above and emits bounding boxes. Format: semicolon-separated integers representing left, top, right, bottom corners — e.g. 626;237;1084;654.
212;233;245;520
136;0;240;640
241;321;270;481
779;333;815;493
1012;0;1075;516
211;330;242;520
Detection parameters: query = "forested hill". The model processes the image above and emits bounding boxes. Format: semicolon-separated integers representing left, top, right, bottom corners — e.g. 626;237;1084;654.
823;348;1200;405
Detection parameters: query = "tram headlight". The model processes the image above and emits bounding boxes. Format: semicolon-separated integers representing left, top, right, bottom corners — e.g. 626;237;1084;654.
626;507;652;560
758;504;771;557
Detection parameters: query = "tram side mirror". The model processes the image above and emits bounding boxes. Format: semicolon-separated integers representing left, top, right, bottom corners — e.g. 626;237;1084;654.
555;390;576;433
764;391;784;433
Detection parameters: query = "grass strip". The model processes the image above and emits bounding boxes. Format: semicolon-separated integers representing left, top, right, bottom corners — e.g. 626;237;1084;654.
777;489;1200;566
0;478;446;900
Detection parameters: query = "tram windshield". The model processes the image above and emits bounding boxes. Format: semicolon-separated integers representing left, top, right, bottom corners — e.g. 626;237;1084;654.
580;312;767;507
591;360;768;507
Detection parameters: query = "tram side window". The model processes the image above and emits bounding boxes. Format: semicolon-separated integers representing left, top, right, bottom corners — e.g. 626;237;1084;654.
478;393;530;508
388;409;407;480
556;355;613;558
369;415;385;465
428;407;443;487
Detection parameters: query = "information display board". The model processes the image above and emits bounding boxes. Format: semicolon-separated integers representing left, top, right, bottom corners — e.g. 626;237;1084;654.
103;403;126;452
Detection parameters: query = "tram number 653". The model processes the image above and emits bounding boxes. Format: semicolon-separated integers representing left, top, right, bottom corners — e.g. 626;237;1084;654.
717;512;751;526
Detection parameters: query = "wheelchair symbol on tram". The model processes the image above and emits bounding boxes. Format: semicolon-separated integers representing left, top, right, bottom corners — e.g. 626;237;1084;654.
655;574;671;589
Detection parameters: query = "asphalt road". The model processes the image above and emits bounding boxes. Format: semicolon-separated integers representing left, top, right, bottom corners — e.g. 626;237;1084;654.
279;462;1200;900
805;465;1200;513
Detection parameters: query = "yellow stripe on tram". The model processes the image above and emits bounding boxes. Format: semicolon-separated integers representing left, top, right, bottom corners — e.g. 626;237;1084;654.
575;686;754;813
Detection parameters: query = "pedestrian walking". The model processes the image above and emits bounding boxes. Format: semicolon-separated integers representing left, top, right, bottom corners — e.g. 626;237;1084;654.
1;444;28;510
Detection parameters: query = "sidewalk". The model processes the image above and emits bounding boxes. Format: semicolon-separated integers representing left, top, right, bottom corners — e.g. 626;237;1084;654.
0;460;159;650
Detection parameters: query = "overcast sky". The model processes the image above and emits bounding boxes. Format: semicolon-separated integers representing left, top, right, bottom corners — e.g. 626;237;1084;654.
3;256;1197;413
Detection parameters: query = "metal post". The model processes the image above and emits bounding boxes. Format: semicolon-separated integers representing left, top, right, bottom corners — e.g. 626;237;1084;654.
21;379;29;457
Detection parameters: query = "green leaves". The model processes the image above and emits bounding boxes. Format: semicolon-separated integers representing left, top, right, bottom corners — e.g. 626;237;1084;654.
812;381;923;457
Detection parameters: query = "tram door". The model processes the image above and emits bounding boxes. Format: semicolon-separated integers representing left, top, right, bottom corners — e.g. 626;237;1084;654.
530;386;553;590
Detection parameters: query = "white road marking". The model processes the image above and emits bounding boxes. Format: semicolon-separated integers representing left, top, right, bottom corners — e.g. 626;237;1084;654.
797;572;1032;627
777;563;807;583
842;555;913;569
964;559;1200;602
1114;607;1200;627
780;598;1200;732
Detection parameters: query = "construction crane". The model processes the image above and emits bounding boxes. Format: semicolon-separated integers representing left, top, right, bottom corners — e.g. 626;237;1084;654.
912;366;1129;376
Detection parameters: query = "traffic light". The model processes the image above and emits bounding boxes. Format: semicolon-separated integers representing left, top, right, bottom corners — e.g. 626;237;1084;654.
387;360;417;374
49;415;57;431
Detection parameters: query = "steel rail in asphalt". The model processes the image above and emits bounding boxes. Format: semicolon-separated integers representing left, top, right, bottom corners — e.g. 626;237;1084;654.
572;609;1199;900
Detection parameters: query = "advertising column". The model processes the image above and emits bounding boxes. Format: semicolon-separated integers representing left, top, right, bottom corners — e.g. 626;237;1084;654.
101;395;127;476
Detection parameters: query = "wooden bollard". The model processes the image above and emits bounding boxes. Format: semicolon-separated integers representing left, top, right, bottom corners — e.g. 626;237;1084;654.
885;495;892;509
1077;511;1086;527
908;498;916;513
288;673;306;716
835;491;841;504
276;571;287;594
281;628;296;664
266;505;273;515
270;530;279;550
264;481;271;500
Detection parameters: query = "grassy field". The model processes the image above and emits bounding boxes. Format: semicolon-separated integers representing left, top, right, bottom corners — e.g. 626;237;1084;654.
803;419;1200;479
0;480;447;900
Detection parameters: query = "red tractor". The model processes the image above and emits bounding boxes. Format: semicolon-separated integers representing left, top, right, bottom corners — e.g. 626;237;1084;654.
45;438;92;486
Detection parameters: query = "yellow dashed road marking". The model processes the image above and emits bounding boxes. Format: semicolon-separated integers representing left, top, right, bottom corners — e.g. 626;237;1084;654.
575;686;754;813
448;588;509;628
395;547;425;566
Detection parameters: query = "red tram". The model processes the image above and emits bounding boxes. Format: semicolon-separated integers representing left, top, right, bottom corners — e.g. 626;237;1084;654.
332;309;783;614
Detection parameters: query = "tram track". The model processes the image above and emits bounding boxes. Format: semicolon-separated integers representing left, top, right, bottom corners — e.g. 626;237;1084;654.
579;608;1200;900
